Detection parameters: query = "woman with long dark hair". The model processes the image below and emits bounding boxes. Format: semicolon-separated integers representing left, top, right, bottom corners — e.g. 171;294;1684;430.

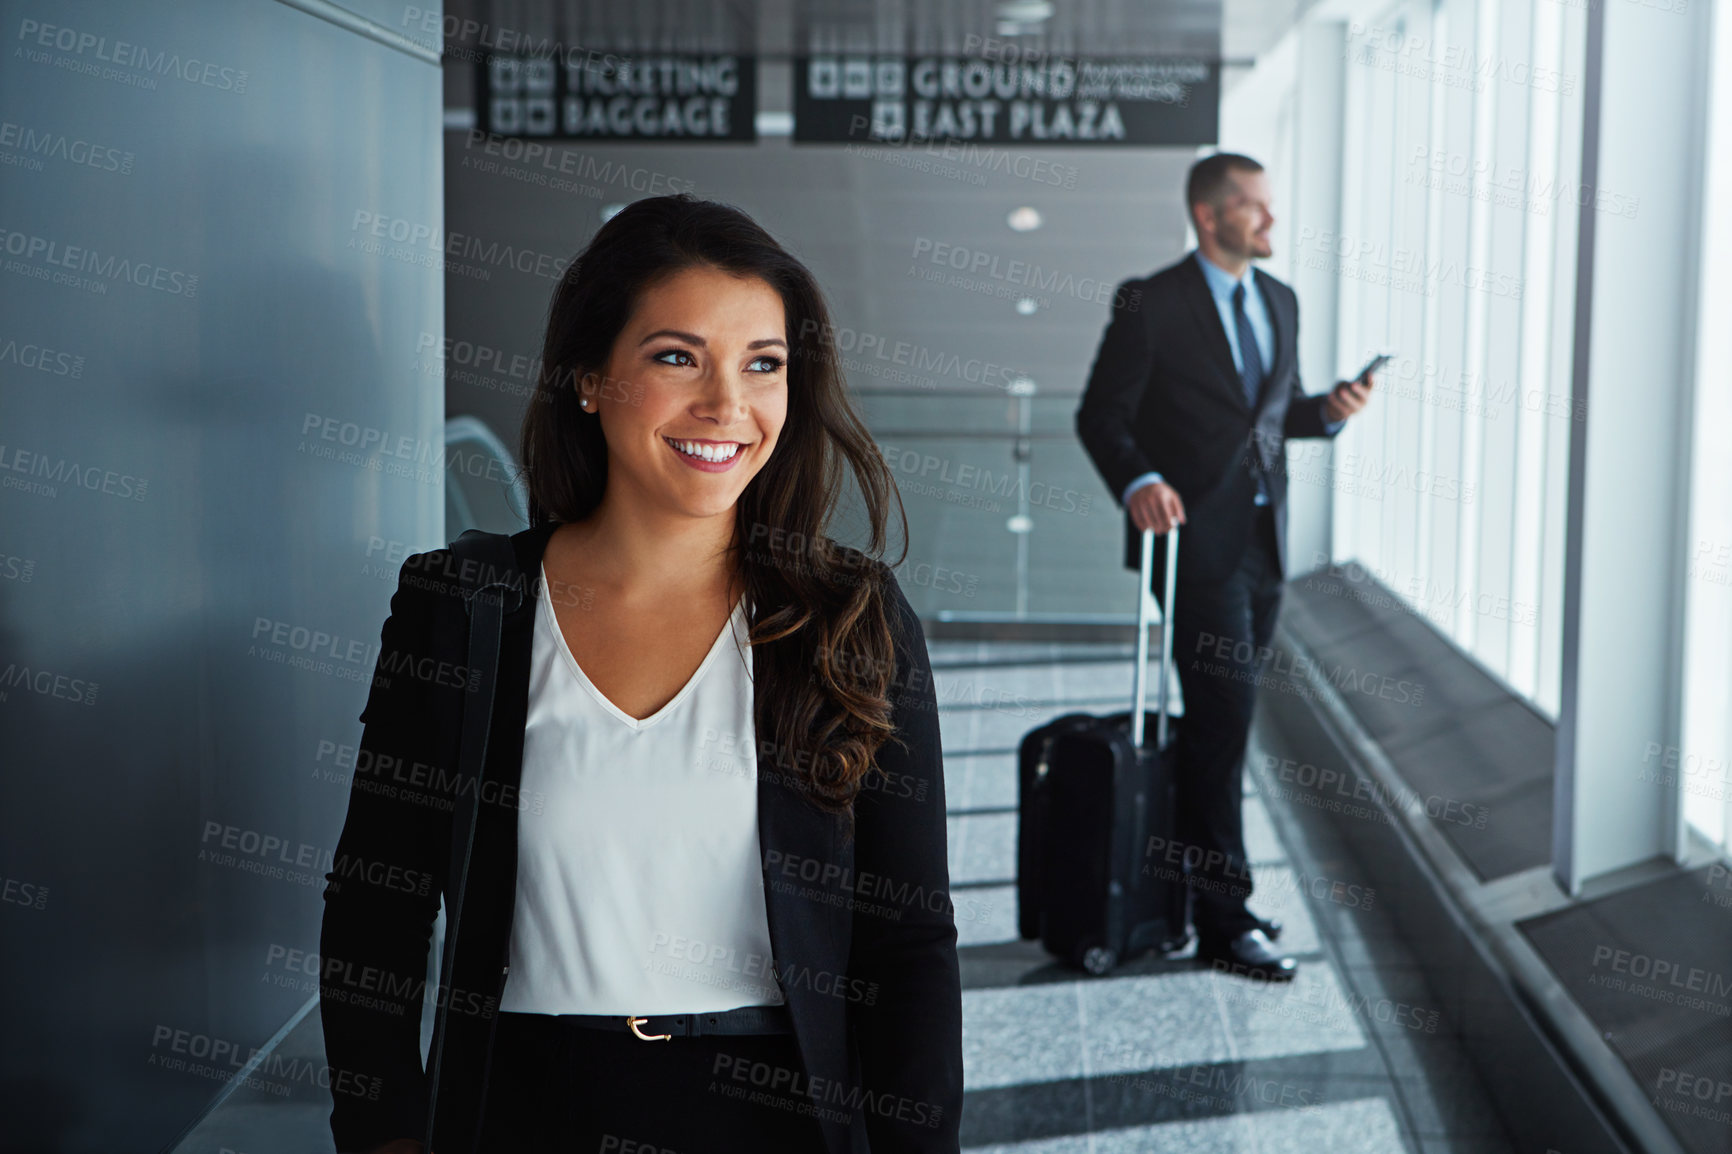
319;194;963;1153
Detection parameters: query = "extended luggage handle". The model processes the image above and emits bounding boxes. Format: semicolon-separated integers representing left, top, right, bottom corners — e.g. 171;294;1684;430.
1130;525;1178;750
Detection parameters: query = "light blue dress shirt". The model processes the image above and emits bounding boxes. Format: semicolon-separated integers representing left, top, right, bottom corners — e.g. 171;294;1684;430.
1121;250;1346;509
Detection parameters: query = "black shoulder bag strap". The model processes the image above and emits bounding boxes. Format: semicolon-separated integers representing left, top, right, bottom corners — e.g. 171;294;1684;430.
423;528;524;1148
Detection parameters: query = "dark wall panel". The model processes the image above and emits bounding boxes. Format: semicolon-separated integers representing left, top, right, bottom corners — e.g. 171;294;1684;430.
0;2;444;1148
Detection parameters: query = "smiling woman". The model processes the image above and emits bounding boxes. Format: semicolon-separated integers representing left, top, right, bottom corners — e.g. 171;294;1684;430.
521;197;913;808
319;194;963;1154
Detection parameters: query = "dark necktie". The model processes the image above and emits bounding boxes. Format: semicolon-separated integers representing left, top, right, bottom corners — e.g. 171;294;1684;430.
1234;281;1272;502
1232;282;1264;410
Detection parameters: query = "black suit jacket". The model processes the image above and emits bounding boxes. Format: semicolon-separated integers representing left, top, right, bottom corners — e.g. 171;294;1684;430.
1075;252;1341;596
318;519;962;1154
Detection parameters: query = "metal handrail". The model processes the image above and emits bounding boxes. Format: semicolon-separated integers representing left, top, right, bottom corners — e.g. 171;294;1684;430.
852;386;1084;399
869;430;1078;440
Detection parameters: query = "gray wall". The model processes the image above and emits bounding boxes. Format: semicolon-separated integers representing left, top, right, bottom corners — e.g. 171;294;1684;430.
432;2;1227;622
441;111;1198;619
0;1;443;1148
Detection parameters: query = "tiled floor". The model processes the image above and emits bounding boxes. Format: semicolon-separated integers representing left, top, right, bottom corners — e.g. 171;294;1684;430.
167;639;1514;1153
928;638;1516;1153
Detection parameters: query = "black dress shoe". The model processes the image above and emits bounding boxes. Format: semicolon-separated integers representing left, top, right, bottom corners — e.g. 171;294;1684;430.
1195;929;1298;982
1183;915;1280;943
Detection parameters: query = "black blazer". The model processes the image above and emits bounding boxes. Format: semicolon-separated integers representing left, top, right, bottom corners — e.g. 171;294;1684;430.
1075;252;1341;594
318;519;962;1154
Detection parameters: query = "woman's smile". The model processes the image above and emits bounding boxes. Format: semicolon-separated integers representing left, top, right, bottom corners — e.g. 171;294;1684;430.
663;436;749;470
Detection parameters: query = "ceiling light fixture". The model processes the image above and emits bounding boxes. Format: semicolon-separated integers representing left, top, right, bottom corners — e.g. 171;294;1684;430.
995;0;1055;22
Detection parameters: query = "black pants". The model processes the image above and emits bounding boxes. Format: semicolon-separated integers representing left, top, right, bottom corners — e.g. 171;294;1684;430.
1166;504;1284;941
478;1011;829;1152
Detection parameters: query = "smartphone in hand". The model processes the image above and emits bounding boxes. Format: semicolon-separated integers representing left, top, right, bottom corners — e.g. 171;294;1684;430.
1353;352;1392;384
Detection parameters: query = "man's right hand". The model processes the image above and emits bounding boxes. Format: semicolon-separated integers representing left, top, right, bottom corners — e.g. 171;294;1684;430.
1128;480;1186;535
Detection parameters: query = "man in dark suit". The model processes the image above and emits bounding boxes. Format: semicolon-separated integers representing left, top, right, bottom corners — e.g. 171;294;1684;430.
1075;152;1375;981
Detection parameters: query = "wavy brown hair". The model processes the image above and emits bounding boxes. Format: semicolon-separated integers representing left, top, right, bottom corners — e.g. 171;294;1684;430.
520;194;910;825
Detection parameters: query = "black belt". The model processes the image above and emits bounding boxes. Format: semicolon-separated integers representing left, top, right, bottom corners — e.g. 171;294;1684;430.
557;1004;793;1041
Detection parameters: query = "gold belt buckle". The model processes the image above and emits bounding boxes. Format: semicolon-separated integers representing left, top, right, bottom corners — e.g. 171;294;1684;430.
627;1015;672;1042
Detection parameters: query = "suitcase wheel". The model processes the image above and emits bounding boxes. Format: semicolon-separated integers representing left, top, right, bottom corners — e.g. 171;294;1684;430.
1078;944;1119;976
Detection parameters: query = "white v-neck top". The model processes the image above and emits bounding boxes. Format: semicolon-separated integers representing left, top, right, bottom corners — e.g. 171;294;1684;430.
498;562;783;1015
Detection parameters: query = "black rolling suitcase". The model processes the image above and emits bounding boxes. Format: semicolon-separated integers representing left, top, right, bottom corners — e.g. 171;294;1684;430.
1017;526;1190;975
